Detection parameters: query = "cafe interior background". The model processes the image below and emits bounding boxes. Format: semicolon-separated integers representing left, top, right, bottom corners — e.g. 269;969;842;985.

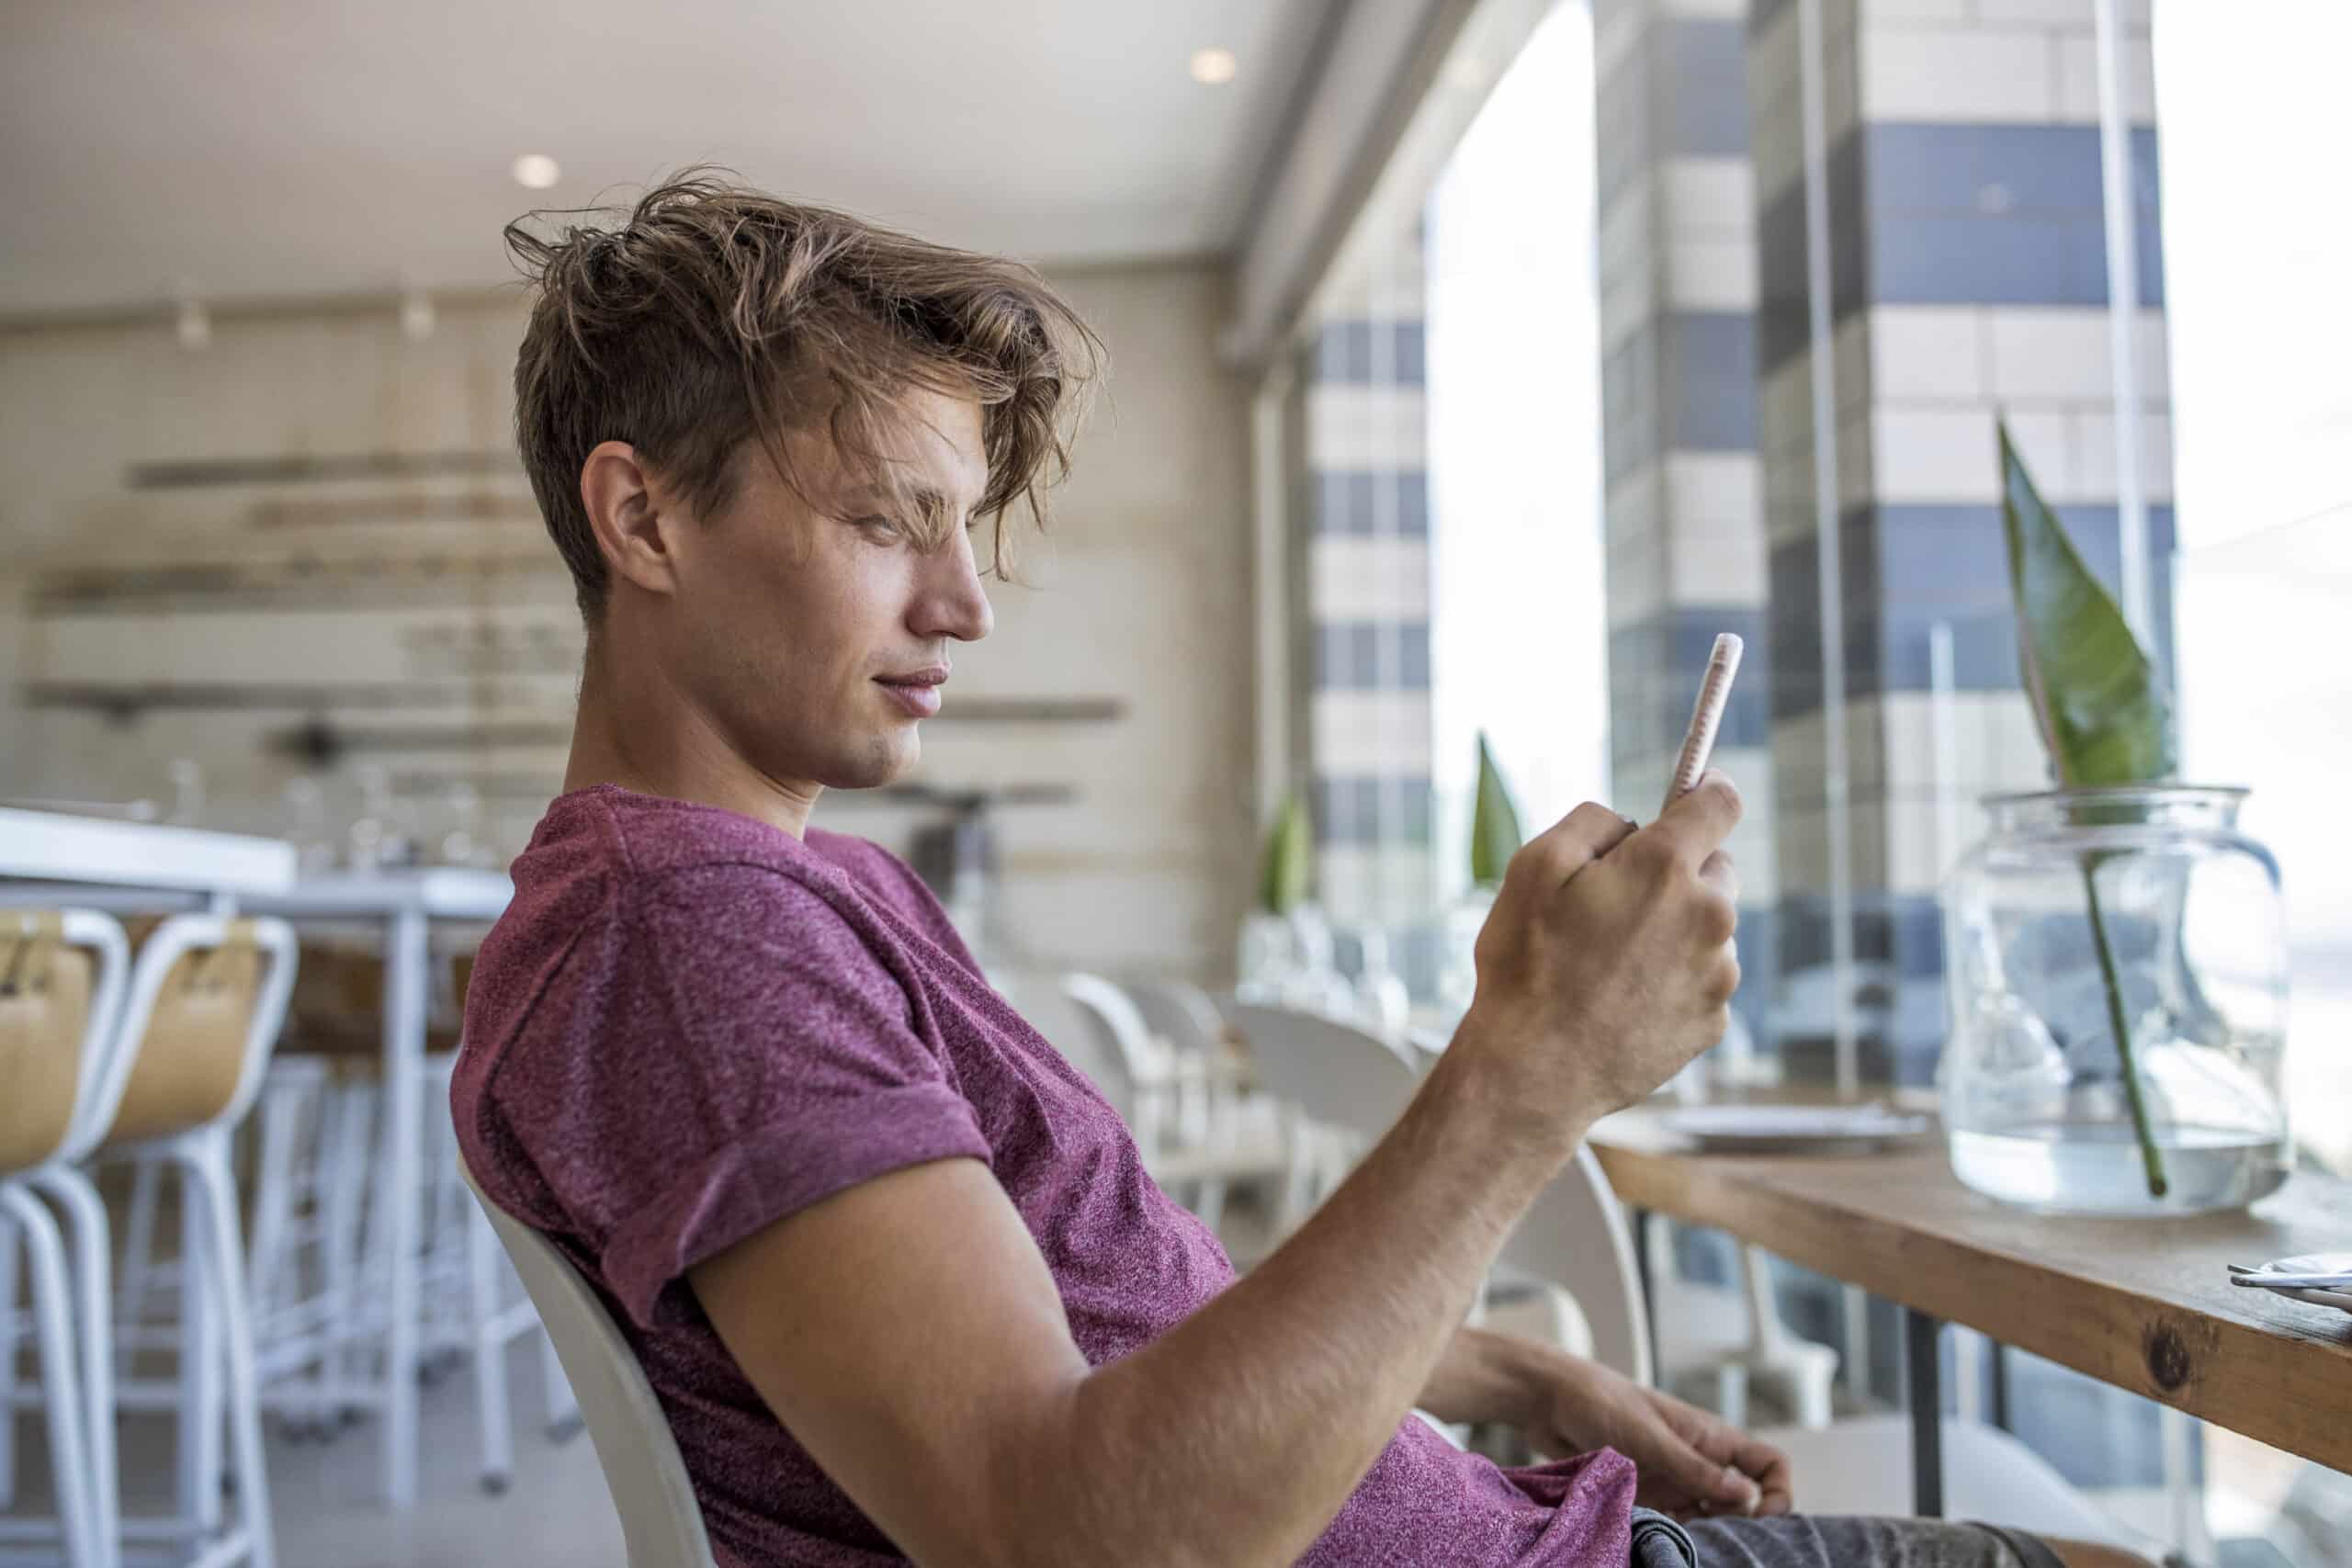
3;0;2347;1563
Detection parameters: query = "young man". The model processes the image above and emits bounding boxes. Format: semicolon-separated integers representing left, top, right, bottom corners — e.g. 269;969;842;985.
453;175;2145;1568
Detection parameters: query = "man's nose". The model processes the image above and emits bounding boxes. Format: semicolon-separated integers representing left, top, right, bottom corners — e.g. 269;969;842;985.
914;526;994;643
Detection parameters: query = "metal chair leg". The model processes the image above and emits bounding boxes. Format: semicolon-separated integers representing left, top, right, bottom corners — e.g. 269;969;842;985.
466;1192;515;1493
114;1156;164;1375
187;1132;277;1568
30;1168;121;1568
0;1208;17;1511
0;1184;101;1568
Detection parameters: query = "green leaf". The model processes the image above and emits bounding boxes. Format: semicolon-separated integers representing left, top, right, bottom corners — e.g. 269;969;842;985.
1998;423;2177;786
1257;791;1312;915
1470;732;1525;890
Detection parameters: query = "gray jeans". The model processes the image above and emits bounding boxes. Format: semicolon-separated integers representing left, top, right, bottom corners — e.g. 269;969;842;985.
1632;1508;2068;1568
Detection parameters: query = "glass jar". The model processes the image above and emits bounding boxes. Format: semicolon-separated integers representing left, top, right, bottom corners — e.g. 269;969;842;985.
1939;785;2290;1215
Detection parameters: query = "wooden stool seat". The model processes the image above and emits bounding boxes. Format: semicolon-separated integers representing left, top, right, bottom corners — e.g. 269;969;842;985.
103;922;268;1149
0;912;96;1176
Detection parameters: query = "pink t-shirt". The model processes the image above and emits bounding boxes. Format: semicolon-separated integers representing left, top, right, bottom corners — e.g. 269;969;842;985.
452;784;1635;1566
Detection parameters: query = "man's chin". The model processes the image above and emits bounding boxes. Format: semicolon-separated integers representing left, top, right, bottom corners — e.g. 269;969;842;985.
821;730;920;793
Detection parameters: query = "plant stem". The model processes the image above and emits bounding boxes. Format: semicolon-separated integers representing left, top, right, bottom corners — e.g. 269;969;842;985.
2081;856;2168;1199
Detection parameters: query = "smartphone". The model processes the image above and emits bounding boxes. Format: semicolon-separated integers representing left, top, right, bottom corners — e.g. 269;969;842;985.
1663;633;1745;812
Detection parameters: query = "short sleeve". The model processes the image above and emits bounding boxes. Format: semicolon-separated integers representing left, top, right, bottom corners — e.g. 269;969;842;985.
528;862;990;1328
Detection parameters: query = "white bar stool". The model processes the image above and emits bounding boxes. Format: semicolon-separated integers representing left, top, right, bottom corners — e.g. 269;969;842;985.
80;914;297;1568
0;907;130;1568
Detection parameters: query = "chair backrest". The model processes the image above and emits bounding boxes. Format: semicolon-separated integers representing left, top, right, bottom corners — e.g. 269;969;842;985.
0;907;130;1174
1057;972;1170;1113
1220;1001;1420;1146
1498;1146;1656;1387
458;1155;718;1568
1226;1002;1656;1387
1121;976;1230;1060
88;912;298;1154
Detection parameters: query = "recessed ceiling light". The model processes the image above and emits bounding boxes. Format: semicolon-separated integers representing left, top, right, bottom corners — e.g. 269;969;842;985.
399;288;436;343
511;153;561;190
175;295;210;352
1190;48;1238;85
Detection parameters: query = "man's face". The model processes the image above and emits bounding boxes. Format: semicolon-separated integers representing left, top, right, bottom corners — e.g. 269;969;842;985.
657;387;994;794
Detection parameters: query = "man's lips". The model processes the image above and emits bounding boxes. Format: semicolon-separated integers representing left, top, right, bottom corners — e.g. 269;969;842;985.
876;666;947;718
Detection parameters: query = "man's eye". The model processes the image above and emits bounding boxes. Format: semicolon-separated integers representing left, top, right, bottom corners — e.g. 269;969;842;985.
854;514;901;538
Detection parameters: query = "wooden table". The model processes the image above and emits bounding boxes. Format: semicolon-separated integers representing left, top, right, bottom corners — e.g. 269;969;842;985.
1589;1099;2352;1515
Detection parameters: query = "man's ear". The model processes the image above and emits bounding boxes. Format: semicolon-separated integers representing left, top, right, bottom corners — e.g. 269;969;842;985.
579;440;683;600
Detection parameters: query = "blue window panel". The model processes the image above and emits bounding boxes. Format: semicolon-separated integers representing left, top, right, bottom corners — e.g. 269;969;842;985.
1386;775;1435;845
1609;607;1772;758
1396;470;1430;537
1314;320;1428;386
1596;25;1656;209
1660;18;1751;159
1316;470;1370;536
1315;621;1433;690
1314;470;1430;536
1602;324;1661;482
1662;311;1758;451
1759;125;2166;375
1768;506;2178;722
1872;213;2114;307
1394;321;1428;386
1394;623;1432;690
1757;133;1871;375
1317;320;1371;382
1314;773;1435;845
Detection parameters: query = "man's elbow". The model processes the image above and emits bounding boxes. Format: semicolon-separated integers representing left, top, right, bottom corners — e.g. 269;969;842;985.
963;1375;1282;1568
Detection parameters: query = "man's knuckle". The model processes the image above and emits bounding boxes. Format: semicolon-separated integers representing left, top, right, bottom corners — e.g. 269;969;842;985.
1700;897;1738;945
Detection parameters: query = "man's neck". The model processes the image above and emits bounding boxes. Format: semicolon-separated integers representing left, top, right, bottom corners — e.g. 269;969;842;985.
562;633;821;840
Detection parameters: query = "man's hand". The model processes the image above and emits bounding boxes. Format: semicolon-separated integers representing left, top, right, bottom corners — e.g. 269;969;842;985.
1530;1355;1792;1522
1446;773;1743;1153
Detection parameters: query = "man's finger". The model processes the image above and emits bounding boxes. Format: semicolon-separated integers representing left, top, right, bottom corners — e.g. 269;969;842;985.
1514;801;1639;890
1653;771;1742;866
1730;1434;1793;1516
1698;850;1739;908
1662;1429;1757;1514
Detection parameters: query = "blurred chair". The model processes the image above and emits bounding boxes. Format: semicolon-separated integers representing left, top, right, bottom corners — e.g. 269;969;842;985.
11;913;295;1568
459;1156;718;1568
1645;1220;1837;1429
424;1048;580;1492
1218;1000;1420;1169
1059;974;1302;1237
1495;1147;1654;1391
100;912;295;1568
0;907;130;1568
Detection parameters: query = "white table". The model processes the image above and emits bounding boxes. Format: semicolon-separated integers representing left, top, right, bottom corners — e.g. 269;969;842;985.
243;867;512;1508
0;807;296;896
2;815;511;1510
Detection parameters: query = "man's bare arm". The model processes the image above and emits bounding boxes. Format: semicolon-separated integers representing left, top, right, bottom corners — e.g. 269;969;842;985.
692;779;1744;1568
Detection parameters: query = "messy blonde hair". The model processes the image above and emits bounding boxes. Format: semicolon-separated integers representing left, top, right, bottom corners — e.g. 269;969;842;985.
506;170;1102;618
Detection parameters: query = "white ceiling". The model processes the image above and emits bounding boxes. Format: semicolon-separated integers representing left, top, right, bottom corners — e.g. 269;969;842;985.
0;0;1334;316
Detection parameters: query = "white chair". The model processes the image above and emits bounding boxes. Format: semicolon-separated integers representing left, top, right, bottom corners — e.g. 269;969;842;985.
0;907;131;1568
1218;1000;1421;1175
458;1156;717;1568
1059;974;1303;1236
1645;1218;1838;1430
1495;1147;1655;1391
91;914;296;1568
421;1050;580;1491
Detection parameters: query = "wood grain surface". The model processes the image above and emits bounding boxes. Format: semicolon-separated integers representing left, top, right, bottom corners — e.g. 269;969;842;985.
1589;1100;2352;1472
